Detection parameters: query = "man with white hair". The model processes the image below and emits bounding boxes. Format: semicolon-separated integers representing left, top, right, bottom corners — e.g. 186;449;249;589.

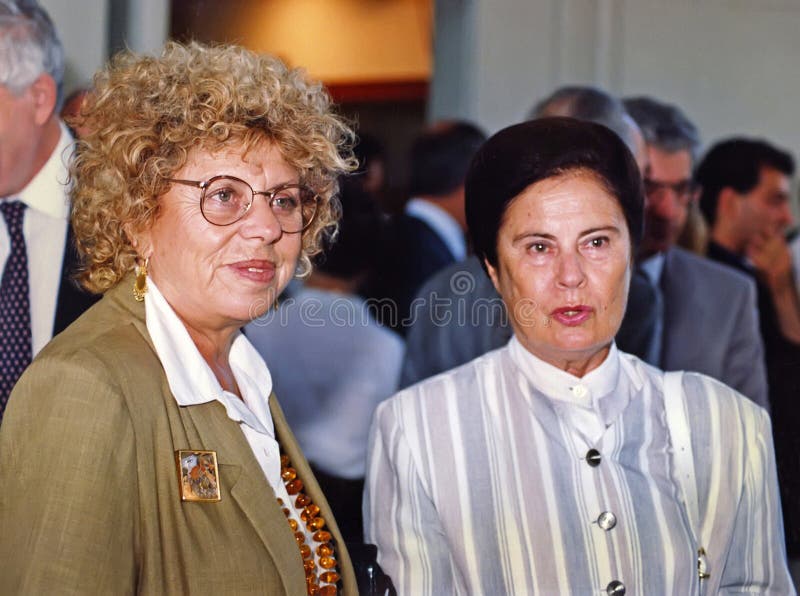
0;0;97;420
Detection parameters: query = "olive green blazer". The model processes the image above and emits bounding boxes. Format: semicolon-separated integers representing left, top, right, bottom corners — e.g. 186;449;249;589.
0;277;357;595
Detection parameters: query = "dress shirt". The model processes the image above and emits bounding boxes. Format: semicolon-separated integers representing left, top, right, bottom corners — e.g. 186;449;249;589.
365;337;791;594
0;122;72;356
405;197;466;261
145;281;320;551
639;252;665;286
638;252;666;365
246;286;404;479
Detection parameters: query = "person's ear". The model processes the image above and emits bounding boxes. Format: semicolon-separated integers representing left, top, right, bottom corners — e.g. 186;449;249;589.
717;187;740;220
484;257;502;295
125;222;152;261
28;74;57;126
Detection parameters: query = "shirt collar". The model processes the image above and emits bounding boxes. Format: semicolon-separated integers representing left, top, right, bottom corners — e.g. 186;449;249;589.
507;335;629;426
639;252;666;286
144;279;275;437
404;197;466;260
17;121;73;219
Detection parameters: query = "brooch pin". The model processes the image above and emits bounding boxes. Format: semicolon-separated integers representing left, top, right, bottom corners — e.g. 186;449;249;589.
176;449;221;502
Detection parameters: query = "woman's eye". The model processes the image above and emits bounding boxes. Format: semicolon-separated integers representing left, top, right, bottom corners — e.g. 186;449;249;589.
272;193;300;211
530;242;547;253
589;237;608;248
209;188;235;204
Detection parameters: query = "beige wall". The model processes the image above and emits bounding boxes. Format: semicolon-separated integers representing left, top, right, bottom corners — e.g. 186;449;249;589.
40;0;109;93
432;0;800;160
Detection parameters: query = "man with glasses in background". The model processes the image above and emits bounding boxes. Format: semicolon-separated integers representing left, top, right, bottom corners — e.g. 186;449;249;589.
623;96;768;410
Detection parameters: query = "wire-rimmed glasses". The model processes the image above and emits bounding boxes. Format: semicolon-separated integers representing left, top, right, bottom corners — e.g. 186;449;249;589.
167;175;320;233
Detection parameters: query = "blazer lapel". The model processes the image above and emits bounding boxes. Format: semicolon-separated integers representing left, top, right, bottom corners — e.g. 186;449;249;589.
182;402;306;593
108;279;306;592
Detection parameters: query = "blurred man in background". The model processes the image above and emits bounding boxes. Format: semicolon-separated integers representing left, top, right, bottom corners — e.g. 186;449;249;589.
0;0;97;421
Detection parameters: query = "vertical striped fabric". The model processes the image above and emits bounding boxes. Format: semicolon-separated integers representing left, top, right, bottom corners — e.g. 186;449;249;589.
364;339;793;595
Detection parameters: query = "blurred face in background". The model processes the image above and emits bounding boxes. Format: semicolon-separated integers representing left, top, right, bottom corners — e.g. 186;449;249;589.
0;77;53;196
735;166;793;244
640;146;695;257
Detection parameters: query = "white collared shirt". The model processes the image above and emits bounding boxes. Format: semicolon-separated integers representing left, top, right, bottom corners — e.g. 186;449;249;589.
0;122;72;356
144;280;319;550
405;197;466;261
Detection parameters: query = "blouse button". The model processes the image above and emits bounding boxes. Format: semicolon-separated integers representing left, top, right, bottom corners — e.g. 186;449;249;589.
571;384;588;399
606;580;625;595
586;448;602;467
597;511;617;531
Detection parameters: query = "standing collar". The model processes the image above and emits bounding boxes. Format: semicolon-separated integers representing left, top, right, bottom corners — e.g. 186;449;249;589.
404;197;466;261
144;279;275;437
17;121;73;219
507;335;630;427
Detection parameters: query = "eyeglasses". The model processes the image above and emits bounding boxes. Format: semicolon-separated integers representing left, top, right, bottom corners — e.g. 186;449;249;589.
167;175;320;233
643;178;697;204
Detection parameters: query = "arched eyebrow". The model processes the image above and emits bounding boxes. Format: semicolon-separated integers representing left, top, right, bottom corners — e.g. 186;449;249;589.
512;225;621;245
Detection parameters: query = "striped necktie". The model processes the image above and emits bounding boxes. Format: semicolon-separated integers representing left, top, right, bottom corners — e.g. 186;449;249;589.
0;200;32;421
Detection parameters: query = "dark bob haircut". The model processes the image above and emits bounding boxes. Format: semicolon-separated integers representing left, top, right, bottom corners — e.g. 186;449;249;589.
466;117;644;271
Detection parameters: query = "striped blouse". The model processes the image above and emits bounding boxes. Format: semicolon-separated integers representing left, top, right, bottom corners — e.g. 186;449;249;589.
364;338;793;594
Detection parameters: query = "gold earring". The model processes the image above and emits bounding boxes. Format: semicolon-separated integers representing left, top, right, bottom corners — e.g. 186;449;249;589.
273;297;280;311
133;257;149;302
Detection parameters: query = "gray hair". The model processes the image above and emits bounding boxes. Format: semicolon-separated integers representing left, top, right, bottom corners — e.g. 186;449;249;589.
0;0;65;108
623;96;700;159
529;86;641;156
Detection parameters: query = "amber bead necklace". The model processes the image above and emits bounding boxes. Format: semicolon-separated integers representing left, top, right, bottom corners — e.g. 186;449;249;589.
277;453;340;596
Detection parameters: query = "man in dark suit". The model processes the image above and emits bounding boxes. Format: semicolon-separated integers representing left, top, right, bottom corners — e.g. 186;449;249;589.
364;121;486;333
0;1;98;419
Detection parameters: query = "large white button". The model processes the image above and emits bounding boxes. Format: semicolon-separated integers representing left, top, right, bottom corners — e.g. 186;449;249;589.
597;511;617;531
571;384;588;399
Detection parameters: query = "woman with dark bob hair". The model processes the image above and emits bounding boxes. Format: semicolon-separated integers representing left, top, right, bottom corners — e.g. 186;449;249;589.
364;118;791;594
0;42;357;594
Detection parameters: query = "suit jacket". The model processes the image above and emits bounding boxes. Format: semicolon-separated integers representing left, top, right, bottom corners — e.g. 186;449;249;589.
659;247;768;410
53;225;99;335
364;213;458;333
0;276;356;595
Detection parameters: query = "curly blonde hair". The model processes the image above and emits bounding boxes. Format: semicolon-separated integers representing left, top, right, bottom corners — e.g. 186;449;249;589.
70;41;355;293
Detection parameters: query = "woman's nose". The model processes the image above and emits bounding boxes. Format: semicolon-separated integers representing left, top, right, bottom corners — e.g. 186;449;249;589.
556;251;586;288
240;198;283;242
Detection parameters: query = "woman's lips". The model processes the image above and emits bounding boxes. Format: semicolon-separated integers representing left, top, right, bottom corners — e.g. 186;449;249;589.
551;305;593;326
229;260;276;283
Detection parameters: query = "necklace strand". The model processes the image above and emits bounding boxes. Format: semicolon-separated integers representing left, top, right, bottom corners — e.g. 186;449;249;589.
277;453;340;595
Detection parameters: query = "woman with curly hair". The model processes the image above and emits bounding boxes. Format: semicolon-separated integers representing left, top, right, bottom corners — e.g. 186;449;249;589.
0;42;358;595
